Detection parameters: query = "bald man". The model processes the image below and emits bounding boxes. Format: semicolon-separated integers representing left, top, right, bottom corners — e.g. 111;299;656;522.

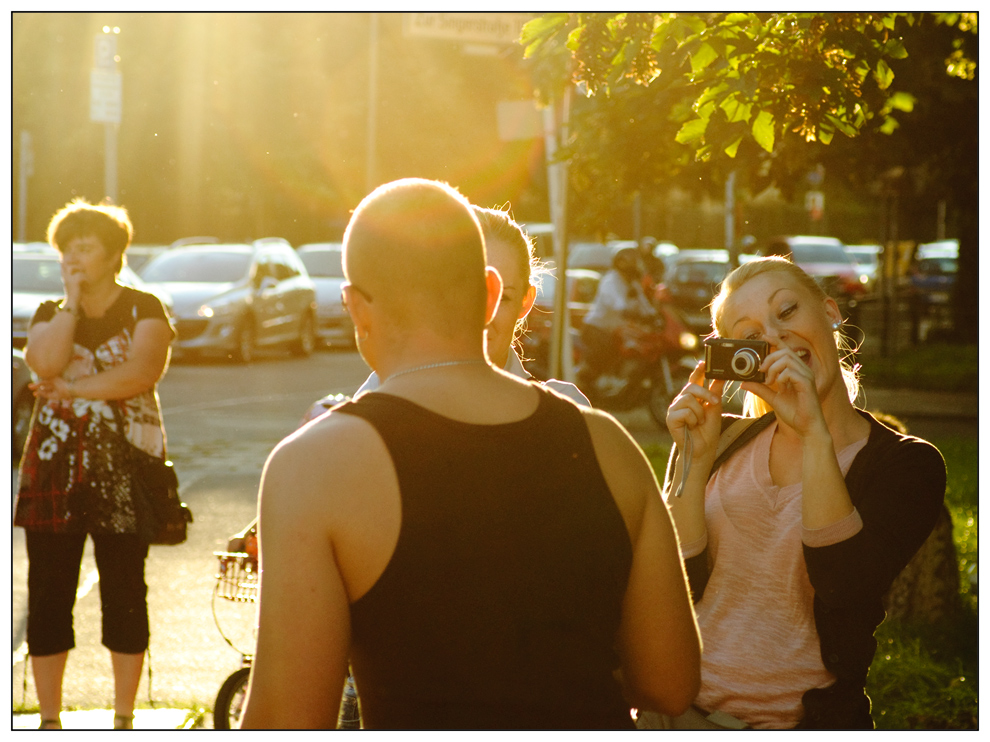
239;179;700;730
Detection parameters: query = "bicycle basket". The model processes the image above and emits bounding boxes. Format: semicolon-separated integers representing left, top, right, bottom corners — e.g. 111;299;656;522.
214;552;259;603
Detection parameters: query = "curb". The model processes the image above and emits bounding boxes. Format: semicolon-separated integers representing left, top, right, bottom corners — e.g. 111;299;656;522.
859;388;979;420
13;707;203;730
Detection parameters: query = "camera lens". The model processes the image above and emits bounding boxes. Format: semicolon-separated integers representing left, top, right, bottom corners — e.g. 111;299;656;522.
730;348;759;378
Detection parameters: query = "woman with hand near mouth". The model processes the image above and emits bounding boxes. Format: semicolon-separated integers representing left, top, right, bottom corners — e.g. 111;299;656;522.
657;257;945;730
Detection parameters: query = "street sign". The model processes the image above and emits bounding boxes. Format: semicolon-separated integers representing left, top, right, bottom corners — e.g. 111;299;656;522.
90;69;122;124
93;33;116;69
402;12;528;45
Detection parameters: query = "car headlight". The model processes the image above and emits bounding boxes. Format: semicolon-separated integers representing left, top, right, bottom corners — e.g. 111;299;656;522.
198;302;235;319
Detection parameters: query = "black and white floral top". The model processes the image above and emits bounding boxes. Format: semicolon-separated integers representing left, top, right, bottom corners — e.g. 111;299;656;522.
14;287;174;534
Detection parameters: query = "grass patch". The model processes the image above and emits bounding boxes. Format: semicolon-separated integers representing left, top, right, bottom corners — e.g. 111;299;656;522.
643;430;978;730
857;343;978;393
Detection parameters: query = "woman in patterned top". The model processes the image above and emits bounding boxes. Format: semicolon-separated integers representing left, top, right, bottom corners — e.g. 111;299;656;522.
14;199;175;730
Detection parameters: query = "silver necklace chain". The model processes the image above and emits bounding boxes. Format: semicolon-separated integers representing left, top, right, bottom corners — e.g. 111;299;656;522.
384;359;488;383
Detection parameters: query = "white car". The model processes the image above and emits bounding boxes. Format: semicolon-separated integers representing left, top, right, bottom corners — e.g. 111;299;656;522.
12;247;171;349
296;243;355;348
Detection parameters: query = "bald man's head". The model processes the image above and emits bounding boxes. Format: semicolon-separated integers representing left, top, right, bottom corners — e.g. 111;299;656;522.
343;179;488;338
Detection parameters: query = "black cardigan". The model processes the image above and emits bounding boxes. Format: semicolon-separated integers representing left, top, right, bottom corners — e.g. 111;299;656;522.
678;410;946;729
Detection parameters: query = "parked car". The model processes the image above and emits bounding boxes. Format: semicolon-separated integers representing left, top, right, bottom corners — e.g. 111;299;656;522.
758;235;869;319
844;243;881;294
908;239;958;341
126;243;169;274
521;267;600;379
12;348;35;460
566;241;612;273
12;249;170;349
139;240;317;362
660;250;731;335
296;242;355;348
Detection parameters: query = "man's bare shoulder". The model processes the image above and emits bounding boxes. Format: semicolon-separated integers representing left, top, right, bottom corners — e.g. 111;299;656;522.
577;406;659;537
263;408;389;508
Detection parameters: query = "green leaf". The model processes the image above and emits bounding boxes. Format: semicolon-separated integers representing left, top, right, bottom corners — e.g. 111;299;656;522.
818;124;834;145
723;135;744;157
676;116;710;145
875;59;894;89
681;14;707;34
751;109;775;152
825;113;858;137
520;13;569;47
883;37;909;59
720;93;752;123
887;91;916;112
879;115;900;134
689;42;719;74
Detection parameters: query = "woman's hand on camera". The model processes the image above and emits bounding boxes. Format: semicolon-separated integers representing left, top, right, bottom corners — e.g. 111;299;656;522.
666;360;724;462
741;346;827;438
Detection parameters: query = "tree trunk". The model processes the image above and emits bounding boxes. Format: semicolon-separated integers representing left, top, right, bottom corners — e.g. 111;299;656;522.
883;504;961;624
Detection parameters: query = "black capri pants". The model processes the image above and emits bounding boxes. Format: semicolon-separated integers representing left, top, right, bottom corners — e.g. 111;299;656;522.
26;532;150;657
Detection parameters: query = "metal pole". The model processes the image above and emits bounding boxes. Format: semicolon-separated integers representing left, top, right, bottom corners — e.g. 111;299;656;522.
725;170;738;268
105;123;118;203
18;130;31;242
366;13;379;194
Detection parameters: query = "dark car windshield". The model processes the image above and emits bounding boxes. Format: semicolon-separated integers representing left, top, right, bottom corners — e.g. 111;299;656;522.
673;261;728;285
13;258;63;292
299;250;345;278
790;242;854;264
142;250;252;283
917;258;957;275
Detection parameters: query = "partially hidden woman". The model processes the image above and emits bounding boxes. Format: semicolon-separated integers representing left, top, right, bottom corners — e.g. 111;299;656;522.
14;199;175;730
661;256;945;729
349;206;589;406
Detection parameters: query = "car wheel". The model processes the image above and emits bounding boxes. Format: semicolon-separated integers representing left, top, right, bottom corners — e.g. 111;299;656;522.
291;312;317;357
234;318;256;364
12;389;35;460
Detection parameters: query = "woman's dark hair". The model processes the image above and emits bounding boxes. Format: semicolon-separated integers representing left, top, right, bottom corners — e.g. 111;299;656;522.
47;198;133;272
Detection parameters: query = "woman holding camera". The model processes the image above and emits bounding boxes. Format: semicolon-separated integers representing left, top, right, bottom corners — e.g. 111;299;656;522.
660;256;945;729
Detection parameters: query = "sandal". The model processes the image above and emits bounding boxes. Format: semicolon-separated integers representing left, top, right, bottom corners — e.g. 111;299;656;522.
39;718;62;730
113;714;134;730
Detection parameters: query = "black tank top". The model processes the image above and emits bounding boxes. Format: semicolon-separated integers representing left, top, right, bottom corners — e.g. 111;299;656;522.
338;386;635;729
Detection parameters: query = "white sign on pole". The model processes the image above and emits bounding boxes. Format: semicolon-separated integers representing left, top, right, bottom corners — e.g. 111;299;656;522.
90;69;122;124
403;13;528;45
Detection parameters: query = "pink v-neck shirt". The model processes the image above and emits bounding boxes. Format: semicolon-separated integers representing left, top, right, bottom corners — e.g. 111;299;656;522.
681;421;868;728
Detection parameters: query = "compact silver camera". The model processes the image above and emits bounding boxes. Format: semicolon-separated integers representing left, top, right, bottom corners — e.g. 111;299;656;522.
704;338;768;382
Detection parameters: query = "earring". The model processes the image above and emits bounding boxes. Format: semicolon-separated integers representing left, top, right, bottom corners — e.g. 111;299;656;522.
832;321;842;331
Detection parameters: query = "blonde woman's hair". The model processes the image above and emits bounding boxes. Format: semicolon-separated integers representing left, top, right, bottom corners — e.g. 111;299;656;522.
710;256;860;417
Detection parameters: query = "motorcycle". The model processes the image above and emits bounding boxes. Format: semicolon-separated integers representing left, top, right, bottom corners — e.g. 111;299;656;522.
576;303;701;427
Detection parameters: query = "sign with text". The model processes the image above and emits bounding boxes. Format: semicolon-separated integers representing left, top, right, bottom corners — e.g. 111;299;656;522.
90;69;122;124
403;13;528;45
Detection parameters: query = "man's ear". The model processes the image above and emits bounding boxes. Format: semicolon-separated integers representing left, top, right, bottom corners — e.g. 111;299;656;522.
345;285;372;342
484;266;503;325
518;283;537;321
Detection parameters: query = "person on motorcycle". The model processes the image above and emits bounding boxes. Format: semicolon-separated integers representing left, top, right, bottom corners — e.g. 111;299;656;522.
579;244;658;390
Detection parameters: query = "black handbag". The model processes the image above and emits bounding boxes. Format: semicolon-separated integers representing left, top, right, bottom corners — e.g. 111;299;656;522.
107;399;193;545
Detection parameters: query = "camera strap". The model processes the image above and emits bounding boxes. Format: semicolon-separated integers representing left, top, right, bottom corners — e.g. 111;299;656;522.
708;412;776;479
662;412;776;497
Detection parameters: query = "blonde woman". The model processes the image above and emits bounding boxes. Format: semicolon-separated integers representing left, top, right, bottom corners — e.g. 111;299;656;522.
663;257;945;729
